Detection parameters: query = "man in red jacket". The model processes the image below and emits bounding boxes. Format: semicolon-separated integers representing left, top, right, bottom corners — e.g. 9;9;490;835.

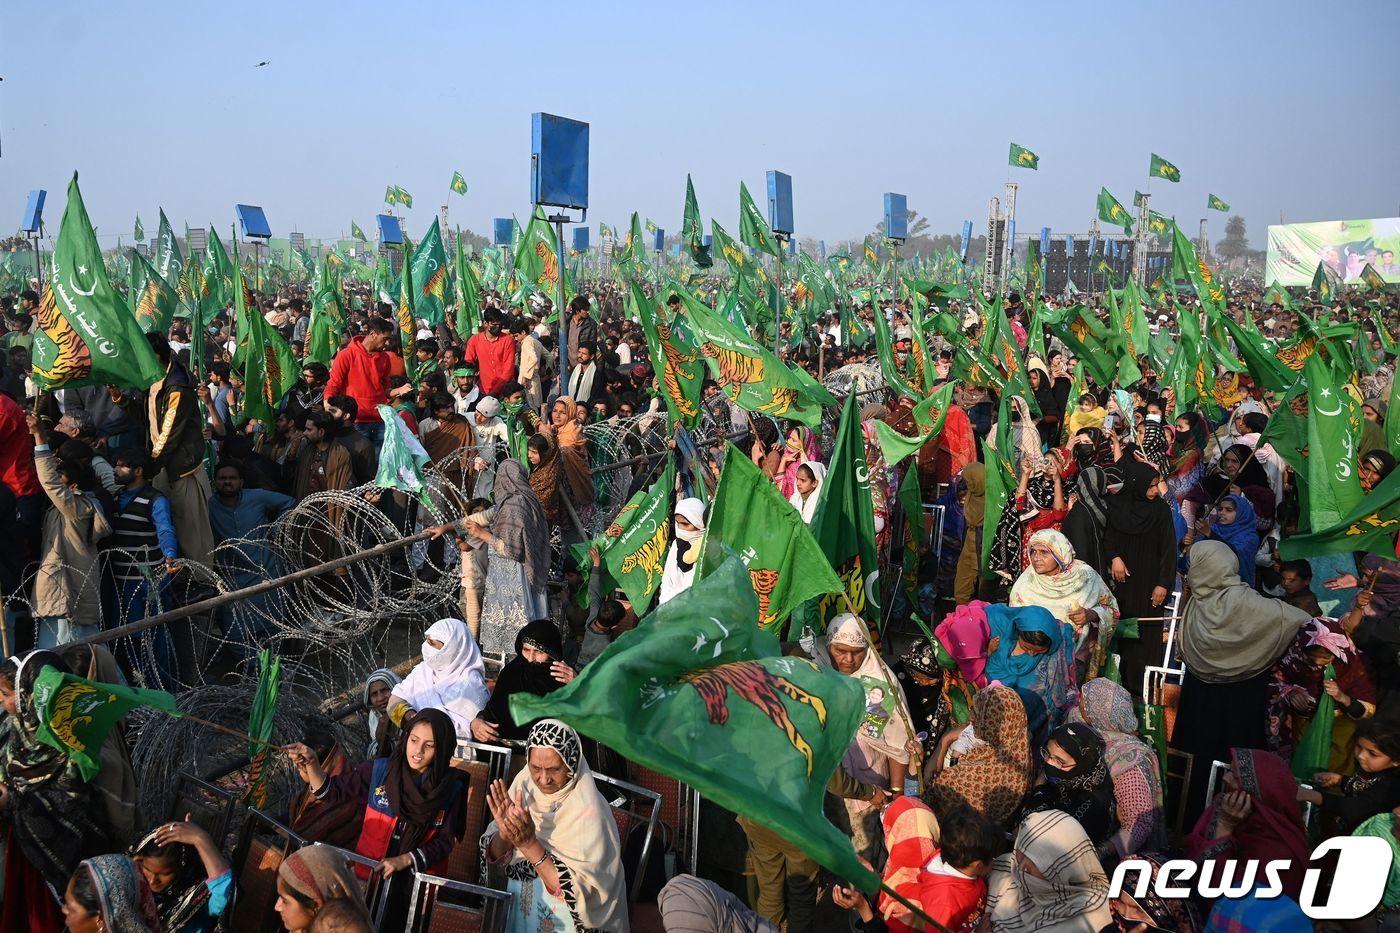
325;318;394;445
462;309;517;398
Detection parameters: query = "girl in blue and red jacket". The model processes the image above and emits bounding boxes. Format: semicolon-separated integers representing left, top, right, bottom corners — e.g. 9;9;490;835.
286;707;466;882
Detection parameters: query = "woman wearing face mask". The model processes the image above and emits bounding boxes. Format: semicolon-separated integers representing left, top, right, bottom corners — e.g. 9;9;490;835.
1018;723;1120;854
1061;435;1111;579
285;708;466;924
1104;458;1177;695
472;619;576;743
387;618;490;739
658;497;707;605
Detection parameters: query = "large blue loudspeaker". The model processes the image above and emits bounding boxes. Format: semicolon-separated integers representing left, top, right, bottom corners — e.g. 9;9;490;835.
960;220;973;260
884;193;908;241
766;171;793;235
21;190;46;234
492;218;513;247
377;214;404;246
531;113;589;211
653;228;665;251
236;204;271;239
573;227;589;251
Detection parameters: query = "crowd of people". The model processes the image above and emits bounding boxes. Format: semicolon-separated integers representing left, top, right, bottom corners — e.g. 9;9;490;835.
0;250;1398;933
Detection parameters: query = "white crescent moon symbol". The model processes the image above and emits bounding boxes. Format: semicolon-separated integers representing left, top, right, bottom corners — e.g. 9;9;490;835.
1315;399;1343;418
71;277;97;297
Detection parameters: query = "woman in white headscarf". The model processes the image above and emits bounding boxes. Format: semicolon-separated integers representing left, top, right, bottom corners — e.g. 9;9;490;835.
484;719;629;933
786;461;826;524
658;497;707;605
983;809;1114;932
1009;529;1119;680
820;612;913;859
388;618;490;739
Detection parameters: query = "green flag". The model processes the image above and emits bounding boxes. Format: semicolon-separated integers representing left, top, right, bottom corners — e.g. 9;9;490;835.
510;559;879;893
1213;306;1293;393
133;215;145;241
1281;459;1400;561
1390;369;1400;459
697;444;842;630
514;209;565;295
32;664;179;781
384;185;396;205
202;226;235;313
873;382;956;466
1311;261;1336;305
33;175;164;391
351;221;367;241
235;256;297;426
577;459;677;613
809;393;882;628
739;181;780;258
981;397;1017;581
1360;263;1387;291
1146;211;1170;239
153;209;184;284
454;232;481;343
375;404;433;504
685;295;835;427
1132;191;1147;208
1097;188;1134;234
1149;153;1181;182
410;218;452;326
395;186;414;208
897;465;925;609
450;171;468;195
1008;143;1039;170
683;174;712;267
711;220;751;275
634;282;705;428
396;244;417;375
1304;351;1364;531
244;649;282;807
1207;194;1230;212
127;249;181;335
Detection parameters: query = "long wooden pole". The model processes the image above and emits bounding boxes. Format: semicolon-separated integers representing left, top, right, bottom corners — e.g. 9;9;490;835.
67;529;436;649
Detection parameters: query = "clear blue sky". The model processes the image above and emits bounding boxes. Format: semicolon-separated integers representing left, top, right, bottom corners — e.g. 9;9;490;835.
3;0;1397;249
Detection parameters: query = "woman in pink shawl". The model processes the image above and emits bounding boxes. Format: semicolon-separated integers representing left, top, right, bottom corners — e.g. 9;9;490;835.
776;424;822;499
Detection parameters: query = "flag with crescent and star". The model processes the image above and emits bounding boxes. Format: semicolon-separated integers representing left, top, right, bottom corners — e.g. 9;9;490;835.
32;174;163;391
510;558;880;894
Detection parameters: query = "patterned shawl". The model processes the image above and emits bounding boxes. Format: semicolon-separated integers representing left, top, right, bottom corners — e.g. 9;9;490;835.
984;809;1113;932
927;685;1032;828
81;855;161;933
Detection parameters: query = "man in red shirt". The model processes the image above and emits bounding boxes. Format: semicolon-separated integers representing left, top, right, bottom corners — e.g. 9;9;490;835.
463;309;517;398
325;318;394;444
0;391;43;581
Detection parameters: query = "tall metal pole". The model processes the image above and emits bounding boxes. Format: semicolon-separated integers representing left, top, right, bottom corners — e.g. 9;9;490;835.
1198;218;1209;258
773;235;786;354
982;197;1000;294
1132;193;1150;287
553;215;569;397
1001;183;1018;298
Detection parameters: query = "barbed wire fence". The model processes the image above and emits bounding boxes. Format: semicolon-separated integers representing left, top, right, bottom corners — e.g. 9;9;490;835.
7;364;891;818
